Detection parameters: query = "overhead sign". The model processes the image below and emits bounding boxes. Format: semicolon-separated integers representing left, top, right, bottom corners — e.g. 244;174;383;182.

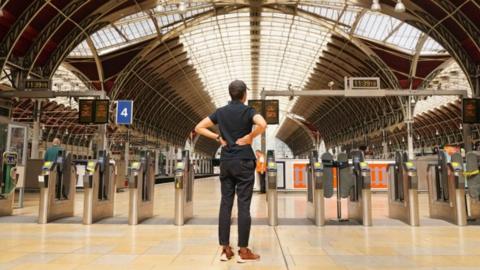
78;99;110;124
346;77;380;90
116;100;133;125
248;99;279;125
25;79;51;91
462;98;479;124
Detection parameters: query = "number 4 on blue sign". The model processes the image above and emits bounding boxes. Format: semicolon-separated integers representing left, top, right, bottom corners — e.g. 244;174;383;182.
116;100;133;125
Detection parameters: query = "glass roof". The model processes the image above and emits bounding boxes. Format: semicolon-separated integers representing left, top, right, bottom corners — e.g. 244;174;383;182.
298;3;444;54
70;2;214;56
70;2;446;57
180;9;330;112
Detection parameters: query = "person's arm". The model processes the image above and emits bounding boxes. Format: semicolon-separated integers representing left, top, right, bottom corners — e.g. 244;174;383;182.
236;114;267;145
194;117;226;146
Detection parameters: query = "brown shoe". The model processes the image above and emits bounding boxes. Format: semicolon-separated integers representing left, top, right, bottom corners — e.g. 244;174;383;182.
220;246;234;261
237;248;260;263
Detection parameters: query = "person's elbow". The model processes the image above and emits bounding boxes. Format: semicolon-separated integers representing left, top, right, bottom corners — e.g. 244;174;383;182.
194;124;202;134
256;120;267;133
258;121;267;131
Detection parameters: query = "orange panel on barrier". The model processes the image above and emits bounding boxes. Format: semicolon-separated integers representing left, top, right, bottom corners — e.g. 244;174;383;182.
369;164;388;189
293;164;307;188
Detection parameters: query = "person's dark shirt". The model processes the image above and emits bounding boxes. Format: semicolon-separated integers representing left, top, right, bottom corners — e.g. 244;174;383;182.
209;100;257;161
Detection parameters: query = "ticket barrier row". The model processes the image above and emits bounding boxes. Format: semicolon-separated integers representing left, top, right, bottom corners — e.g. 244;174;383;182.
267;150;372;226
38;150;159;225
426;150;480;226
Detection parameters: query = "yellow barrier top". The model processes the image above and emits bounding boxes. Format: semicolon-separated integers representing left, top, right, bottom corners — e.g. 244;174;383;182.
463;170;480;177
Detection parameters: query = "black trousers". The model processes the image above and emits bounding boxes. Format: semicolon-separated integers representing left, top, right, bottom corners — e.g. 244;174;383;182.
259;172;266;193
219;159;255;247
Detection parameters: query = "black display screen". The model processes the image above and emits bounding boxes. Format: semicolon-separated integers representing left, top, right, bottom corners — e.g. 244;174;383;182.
93;100;109;124
78;99;94;124
248;99;279;125
462;98;479;124
78;99;110;124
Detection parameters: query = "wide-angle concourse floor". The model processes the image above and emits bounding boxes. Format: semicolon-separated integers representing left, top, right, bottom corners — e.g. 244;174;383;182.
1;177;480;270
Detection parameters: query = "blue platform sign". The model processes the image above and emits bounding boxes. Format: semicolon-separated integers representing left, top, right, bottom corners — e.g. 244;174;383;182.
116;100;133;125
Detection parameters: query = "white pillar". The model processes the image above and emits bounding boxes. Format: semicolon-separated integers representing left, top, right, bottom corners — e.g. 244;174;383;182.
88;140;93;158
31;100;42;158
407;97;414;160
124;141;130;176
154;149;160;175
383;142;389;159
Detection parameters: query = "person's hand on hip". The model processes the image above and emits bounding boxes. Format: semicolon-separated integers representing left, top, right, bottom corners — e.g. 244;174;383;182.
236;134;252;146
220;137;227;147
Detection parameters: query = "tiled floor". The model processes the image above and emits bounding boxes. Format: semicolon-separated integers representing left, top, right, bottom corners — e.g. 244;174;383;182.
1;177;480;269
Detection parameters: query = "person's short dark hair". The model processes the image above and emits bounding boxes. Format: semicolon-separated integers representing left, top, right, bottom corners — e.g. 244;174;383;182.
229;80;247;100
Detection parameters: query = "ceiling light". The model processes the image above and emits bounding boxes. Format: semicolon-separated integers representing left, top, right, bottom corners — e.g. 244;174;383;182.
178;1;186;12
435;129;439;136
371;0;381;11
395;0;406;13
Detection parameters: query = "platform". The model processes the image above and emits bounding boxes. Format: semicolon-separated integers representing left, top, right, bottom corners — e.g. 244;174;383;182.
0;177;478;270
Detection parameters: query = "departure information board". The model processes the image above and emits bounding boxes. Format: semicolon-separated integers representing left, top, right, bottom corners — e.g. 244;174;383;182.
78;99;110;124
248;99;279;125
93;100;109;124
462;98;479;124
79;100;94;124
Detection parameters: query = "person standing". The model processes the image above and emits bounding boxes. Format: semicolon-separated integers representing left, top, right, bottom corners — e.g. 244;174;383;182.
255;150;266;194
44;138;63;162
195;80;267;263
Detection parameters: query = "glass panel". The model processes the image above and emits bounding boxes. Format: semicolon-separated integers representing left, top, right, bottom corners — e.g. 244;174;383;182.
7;125;26;165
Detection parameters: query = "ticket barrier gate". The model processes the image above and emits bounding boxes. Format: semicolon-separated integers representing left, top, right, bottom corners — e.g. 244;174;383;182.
426;150;466;225
344;151;372;226
128;155;155;225
174;150;194;226
83;151;116;225
306;151;325;226
321;152;372;225
38;151;76;224
387;151;420;226
266;150;278;226
0;152;18;216
462;152;480;221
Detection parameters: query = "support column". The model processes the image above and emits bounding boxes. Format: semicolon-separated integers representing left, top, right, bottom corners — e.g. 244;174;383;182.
96;125;107;152
154;149;160;175
406;97;415;160
31;100;42;159
124;141;130;177
88;139;93;158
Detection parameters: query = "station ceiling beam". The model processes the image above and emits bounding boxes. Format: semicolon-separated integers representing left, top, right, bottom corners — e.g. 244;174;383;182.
0;90;104;99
